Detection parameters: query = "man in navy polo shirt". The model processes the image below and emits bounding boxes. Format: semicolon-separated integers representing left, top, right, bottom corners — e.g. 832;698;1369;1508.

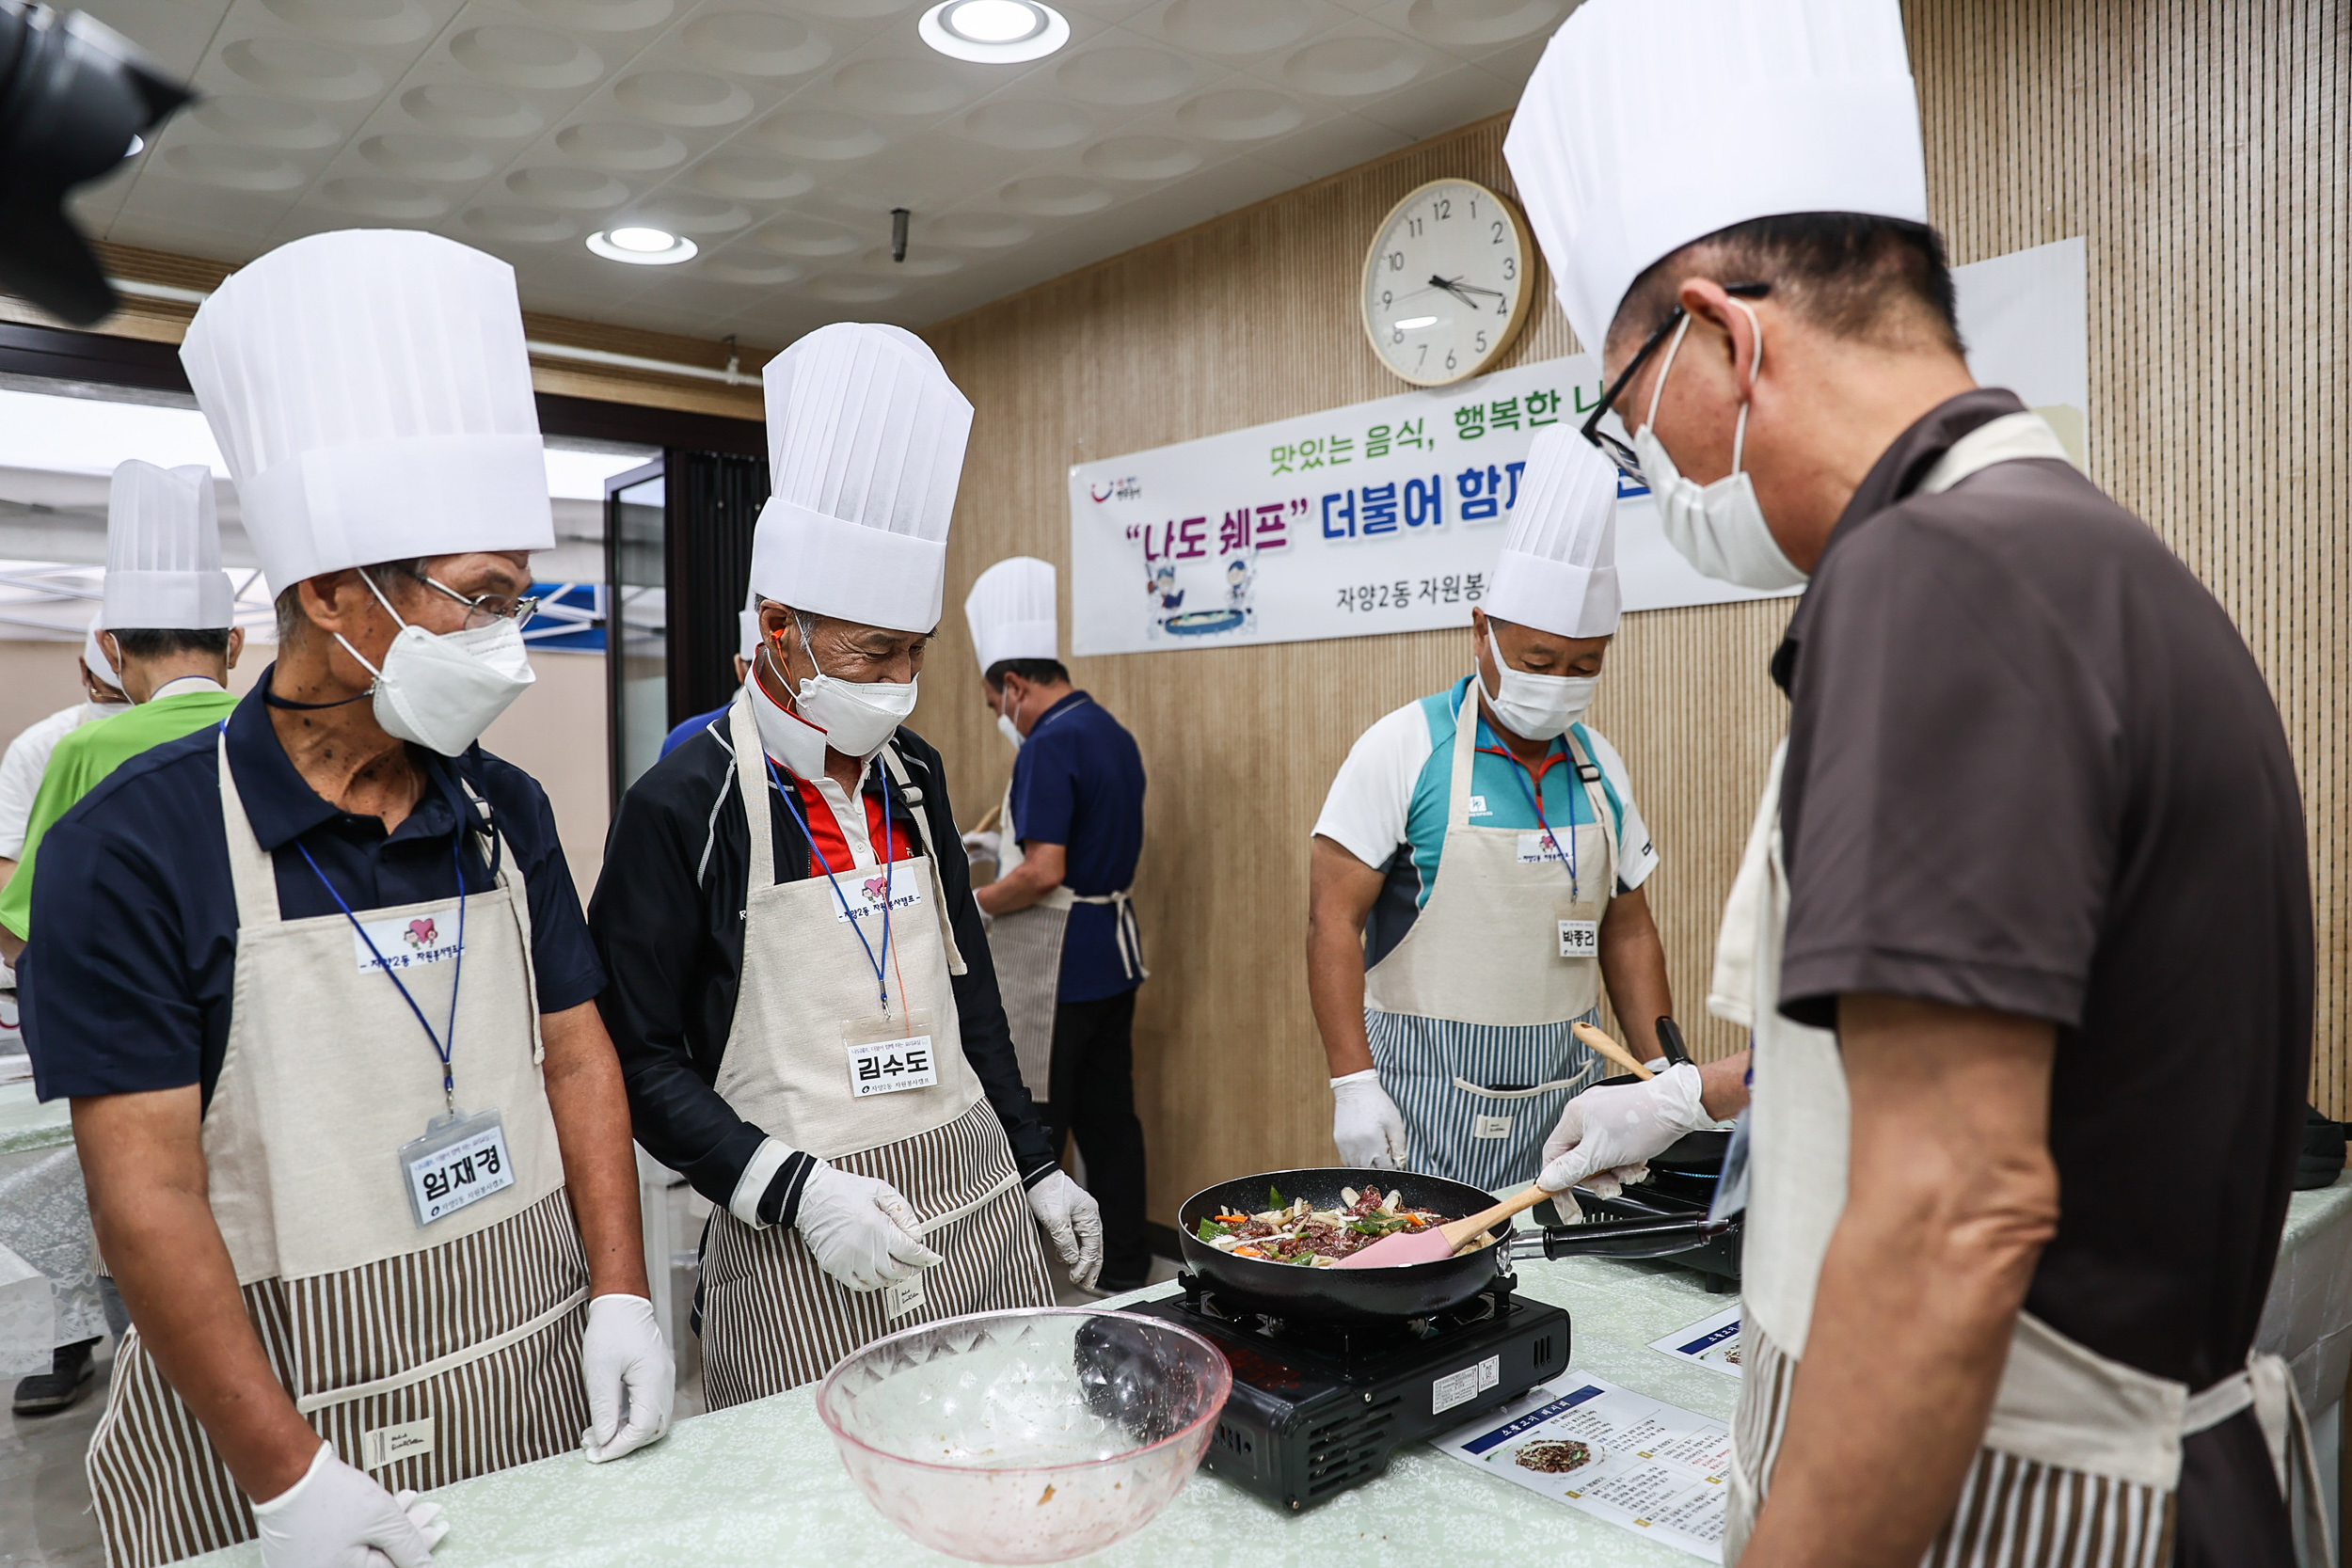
967;557;1152;1292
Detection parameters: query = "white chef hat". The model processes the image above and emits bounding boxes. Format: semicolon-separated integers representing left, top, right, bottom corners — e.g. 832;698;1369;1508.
1486;428;1620;640
1503;0;1928;356
180;229;554;597
963;556;1057;677
748;322;973;635
81;611;119;686
100;461;234;630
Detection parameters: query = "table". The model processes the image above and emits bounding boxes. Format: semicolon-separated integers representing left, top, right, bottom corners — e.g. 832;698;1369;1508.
0;1078;106;1364
168;1169;2352;1568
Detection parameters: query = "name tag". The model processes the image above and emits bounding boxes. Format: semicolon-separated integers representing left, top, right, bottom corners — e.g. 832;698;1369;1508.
1559;919;1599;958
399;1107;516;1227
836;871;925;925
850;1033;938;1098
361;1417;435;1471
354;905;462;972
1518;832;1570;866
1471;1114;1513;1140
884;1273;929;1322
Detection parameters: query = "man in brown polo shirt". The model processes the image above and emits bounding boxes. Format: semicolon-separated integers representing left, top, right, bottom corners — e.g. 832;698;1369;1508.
1508;2;2314;1565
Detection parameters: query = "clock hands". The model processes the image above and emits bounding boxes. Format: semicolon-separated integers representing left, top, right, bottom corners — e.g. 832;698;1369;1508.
1426;275;1506;312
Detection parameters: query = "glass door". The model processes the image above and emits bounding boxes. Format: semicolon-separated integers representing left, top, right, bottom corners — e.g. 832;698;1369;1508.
605;458;667;805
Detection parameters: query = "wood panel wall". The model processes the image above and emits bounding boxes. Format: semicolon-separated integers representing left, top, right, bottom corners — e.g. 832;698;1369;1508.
918;0;2349;1229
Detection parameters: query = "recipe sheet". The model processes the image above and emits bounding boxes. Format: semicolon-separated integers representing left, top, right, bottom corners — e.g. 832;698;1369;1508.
1433;1371;1731;1563
1648;1306;1744;1380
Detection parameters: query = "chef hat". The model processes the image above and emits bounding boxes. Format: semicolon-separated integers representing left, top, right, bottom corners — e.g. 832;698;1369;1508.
180;229;554;597
738;588;762;664
100;461;234;630
81;611;119;686
963;557;1057;678
748;322;973;635
1503;0;1928;356
1486;428;1620;640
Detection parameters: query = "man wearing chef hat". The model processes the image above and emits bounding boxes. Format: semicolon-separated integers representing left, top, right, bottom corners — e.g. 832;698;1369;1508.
593;323;1102;1407
21;230;672;1568
964;556;1152;1293
0;618;130;891
660;592;761;758
1510;2;2314;1563
0;460;246;954
1306;427;1675;1193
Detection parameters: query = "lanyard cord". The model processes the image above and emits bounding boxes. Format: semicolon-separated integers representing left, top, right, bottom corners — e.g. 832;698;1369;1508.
298;829;469;1115
1479;713;1581;899
765;752;898;1015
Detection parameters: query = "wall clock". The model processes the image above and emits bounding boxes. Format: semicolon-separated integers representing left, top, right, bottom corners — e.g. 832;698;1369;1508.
1360;177;1536;387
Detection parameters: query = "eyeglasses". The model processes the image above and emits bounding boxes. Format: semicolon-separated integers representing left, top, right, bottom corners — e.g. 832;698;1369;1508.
422;575;539;628
1580;281;1772;487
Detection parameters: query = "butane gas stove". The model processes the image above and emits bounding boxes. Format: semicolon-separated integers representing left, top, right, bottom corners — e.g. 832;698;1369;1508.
1125;1272;1570;1513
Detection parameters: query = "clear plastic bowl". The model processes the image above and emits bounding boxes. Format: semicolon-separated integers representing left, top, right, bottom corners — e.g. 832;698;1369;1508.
815;1307;1232;1564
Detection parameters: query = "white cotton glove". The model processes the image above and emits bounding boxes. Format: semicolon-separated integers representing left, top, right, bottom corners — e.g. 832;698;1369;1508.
1026;1170;1104;1290
961;829;1002;865
1331;1069;1408;1170
252;1441;448;1568
795;1160;943;1291
579;1293;674;1464
1536;1063;1710;1196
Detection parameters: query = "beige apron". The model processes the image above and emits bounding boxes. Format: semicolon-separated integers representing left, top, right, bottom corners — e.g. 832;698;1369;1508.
1719;413;2331;1568
697;694;1051;1406
1362;686;1614;1190
87;736;590;1568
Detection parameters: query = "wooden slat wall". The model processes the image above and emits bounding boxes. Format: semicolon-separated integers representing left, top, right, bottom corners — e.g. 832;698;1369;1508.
919;0;2350;1227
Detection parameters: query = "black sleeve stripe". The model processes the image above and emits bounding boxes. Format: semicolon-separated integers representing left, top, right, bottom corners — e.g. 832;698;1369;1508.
759;1149;818;1228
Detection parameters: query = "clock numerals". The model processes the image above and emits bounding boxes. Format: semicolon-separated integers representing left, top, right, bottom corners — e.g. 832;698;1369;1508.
1475;330;1488;354
1387;251;1404;272
1502;256;1516;279
1433;198;1451;221
1492;220;1507;245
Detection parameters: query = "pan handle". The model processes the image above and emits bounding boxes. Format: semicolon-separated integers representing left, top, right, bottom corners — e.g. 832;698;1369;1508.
1655;1017;1692;1068
1508;1212;1730;1262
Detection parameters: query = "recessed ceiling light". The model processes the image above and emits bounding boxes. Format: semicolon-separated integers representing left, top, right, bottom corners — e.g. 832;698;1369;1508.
586;226;698;264
918;0;1068;64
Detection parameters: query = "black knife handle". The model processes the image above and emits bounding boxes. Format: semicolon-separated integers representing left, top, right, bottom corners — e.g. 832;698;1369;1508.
1655;1017;1692;1068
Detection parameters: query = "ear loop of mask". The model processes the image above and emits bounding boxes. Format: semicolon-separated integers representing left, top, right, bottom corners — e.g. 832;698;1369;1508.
1644;298;1765;477
330;568;410;687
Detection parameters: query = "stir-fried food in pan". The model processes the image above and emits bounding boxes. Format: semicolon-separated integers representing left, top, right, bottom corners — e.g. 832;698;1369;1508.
1193;1184;1494;1267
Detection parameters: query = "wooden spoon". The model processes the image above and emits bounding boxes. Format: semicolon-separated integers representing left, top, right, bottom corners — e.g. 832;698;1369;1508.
1572;1021;1653;1080
1332;1185;1556;1269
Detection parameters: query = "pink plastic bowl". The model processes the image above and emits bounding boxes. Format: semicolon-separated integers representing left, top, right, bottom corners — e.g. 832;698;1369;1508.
815;1307;1232;1564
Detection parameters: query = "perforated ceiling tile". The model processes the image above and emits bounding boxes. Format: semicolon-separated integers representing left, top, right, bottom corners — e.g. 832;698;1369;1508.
319;174;452;217
261;0;438;47
624;190;752;233
677;10;834;77
753;214;866;257
691;154;817;201
1080;133;1201;182
1149;0;1323;57
512;0;675;34
757;107;890;161
460;203;580;240
450;23;608;87
1375;0;1569;50
401;80;550;138
612;69;755;128
1000;173;1112;216
161;143;314;191
360;133;497;181
1277;27;1430;99
855;245;961;277
806;275;901;302
220;36;388;101
697;253;807;285
505;164;633;207
1054;43;1194;107
553;120;688;171
186;94;347;149
957;97;1096;151
828;54;972;117
922;210;1034;249
1174;86;1310;142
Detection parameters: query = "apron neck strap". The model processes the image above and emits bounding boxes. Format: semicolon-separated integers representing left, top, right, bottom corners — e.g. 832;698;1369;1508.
1559;725;1621;880
1447;680;1484;830
727;688;777;892
216;729;281;927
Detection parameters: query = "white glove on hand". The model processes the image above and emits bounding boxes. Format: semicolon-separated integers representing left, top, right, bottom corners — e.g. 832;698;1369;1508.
1026;1170;1104;1290
795;1161;943;1291
252;1442;447;1568
1536;1063;1709;1196
579;1293;674;1465
1331;1069;1408;1170
961;829;1002;864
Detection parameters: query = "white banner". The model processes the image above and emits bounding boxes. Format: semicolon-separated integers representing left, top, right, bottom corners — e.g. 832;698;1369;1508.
1068;238;2088;657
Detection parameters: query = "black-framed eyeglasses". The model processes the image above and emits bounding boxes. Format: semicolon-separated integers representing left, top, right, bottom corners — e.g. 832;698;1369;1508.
423;575;540;628
1580;281;1772;487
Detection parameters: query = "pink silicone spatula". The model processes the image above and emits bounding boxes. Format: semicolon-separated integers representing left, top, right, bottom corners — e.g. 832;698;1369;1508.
1333;1184;1556;1269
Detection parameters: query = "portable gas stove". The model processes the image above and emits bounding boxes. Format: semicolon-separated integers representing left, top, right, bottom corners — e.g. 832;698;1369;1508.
1125;1272;1571;1513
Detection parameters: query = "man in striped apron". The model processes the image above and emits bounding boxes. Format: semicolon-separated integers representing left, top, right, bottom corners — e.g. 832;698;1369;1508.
1510;4;2322;1562
593;324;1101;1407
22;230;672;1568
1307;428;1676;1192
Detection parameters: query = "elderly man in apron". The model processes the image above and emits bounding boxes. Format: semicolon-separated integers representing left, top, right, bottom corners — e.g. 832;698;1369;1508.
1512;4;2322;1564
21;231;671;1568
594;324;1102;1408
1307;428;1674;1190
964;556;1152;1291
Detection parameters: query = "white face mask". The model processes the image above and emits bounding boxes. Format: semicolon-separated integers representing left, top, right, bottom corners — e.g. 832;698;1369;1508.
782;629;916;760
338;572;536;757
996;713;1023;750
1631;303;1807;592
1480;624;1595;742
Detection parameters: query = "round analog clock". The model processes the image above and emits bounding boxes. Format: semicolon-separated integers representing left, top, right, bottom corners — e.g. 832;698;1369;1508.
1360;177;1535;387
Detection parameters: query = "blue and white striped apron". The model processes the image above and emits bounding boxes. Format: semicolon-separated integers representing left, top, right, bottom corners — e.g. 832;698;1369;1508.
1362;687;1619;1192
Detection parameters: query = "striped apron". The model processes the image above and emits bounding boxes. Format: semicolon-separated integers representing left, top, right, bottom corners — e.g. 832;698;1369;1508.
1363;687;1614;1191
696;697;1051;1406
87;736;591;1568
1719;413;2332;1568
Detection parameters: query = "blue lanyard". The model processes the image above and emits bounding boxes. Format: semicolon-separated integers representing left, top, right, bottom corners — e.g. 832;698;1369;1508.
765;752;898;1013
1481;713;1581;898
299;830;469;1113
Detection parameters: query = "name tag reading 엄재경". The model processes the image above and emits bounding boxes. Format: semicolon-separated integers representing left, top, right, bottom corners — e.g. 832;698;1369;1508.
848;1033;938;1098
399;1107;516;1227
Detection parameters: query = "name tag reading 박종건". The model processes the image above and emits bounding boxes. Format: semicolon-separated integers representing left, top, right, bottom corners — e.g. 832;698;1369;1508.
1558;920;1598;959
399;1107;516;1227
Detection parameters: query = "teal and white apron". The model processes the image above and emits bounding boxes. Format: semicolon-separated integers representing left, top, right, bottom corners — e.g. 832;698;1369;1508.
1363;688;1616;1191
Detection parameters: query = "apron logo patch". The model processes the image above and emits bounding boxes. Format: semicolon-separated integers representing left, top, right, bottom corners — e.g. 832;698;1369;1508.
836;876;925;924
361;1417;435;1470
1518;832;1571;866
353;905;463;972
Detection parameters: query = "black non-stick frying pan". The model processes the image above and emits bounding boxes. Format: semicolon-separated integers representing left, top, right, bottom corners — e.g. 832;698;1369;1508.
1178;1167;1727;1323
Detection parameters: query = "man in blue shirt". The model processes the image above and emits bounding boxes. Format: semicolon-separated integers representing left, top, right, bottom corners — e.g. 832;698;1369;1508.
659;596;757;758
967;558;1152;1292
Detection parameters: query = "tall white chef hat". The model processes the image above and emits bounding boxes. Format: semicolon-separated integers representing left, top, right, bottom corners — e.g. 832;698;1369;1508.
180;230;554;597
101;461;234;630
1502;0;1928;356
1486;428;1620;640
748;322;973;635
963;556;1057;678
82;611;119;687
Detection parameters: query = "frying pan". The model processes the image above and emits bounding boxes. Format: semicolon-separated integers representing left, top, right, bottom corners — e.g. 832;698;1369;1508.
1179;1167;1727;1323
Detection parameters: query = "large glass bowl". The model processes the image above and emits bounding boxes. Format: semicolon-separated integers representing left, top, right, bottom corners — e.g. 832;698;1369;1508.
815;1307;1232;1564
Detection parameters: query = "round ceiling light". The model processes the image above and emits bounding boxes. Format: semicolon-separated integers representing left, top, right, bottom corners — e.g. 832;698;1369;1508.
586;226;698;263
918;0;1068;63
